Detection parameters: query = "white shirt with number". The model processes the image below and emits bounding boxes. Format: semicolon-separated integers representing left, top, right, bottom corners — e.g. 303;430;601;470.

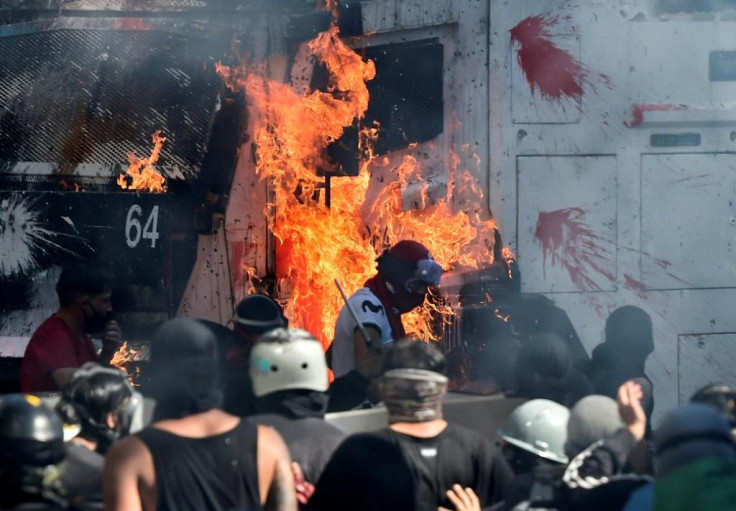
331;287;395;378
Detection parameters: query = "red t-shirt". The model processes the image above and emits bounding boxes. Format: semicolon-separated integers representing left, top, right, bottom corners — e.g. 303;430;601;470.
20;315;99;392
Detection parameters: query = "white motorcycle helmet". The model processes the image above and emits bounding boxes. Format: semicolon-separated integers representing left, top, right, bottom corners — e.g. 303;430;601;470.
498;398;570;464
250;328;329;397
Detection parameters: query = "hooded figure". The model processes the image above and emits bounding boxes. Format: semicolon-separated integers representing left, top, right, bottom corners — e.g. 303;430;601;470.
145;318;223;421
587;306;654;399
330;240;443;381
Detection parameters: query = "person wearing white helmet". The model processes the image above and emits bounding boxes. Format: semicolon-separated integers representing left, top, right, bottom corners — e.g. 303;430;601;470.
497;399;570;509
216;293;288;417
249;328;347;507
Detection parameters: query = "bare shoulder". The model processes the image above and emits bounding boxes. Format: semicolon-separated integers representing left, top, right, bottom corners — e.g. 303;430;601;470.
257;424;291;460
256;425;297;511
257;424;286;446
106;434;150;464
104;435;153;511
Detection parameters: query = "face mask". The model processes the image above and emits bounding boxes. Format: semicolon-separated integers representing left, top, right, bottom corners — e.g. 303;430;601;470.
84;302;113;334
386;281;427;314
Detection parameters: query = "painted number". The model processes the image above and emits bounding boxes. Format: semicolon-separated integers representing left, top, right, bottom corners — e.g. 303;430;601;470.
125;205;160;248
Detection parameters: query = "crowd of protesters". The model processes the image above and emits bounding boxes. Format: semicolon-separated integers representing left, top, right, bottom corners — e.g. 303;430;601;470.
2;250;736;510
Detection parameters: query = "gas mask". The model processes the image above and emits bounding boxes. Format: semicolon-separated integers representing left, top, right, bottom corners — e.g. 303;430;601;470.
377;249;443;314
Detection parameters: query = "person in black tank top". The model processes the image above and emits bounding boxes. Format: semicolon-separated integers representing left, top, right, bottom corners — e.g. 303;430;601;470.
136;419;262;511
104;318;297;511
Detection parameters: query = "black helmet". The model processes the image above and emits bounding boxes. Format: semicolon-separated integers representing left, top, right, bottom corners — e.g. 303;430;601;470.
0;394;65;467
232;294;287;336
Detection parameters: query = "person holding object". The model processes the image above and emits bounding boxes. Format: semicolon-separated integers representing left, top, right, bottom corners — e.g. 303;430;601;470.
20;264;123;393
331;240;443;379
328;240;442;411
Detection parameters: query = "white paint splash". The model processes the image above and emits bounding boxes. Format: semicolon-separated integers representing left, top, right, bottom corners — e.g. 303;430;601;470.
0;195;70;277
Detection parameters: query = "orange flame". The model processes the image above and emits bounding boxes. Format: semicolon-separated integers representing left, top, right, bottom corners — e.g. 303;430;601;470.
59;179;83;192
110;341;143;386
117;131;167;193
219;24;503;348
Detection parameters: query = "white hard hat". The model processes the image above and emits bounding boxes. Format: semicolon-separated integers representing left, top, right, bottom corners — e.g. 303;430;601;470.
498;399;570;464
250;328;329;397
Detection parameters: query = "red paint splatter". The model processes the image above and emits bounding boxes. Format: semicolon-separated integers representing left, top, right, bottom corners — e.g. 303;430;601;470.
623;273;647;300
624;104;688;128
651;256;692;286
535;207;615;291
230;240;245;292
623;247;692;287
510;14;610;103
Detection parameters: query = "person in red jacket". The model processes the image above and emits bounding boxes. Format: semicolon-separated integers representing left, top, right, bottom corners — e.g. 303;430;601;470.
20;264;122;392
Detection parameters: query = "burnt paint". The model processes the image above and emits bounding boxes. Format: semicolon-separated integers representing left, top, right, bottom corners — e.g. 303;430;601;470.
535;207;614;291
509;14;610;104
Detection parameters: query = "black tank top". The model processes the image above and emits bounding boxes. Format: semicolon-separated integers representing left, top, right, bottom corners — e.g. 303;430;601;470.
136;419;262;511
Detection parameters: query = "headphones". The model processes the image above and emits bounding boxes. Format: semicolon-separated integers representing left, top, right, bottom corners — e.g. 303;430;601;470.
61;363;144;451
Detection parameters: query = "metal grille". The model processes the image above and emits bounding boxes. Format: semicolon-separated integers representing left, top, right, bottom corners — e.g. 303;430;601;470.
0;28;227;173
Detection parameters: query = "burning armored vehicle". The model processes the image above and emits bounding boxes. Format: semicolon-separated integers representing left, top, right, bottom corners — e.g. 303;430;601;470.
0;0;734;421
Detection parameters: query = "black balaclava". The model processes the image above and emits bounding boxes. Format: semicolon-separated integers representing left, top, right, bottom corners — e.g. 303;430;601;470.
146;318;223;421
254;389;329;419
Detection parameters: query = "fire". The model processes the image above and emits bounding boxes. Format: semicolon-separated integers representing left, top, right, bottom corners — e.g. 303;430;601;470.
110;341;144;386
117;130;167;193
59;179;83;192
218;19;503;348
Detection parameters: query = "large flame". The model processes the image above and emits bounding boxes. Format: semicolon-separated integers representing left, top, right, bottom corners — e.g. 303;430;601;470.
117;131;168;193
218;22;501;348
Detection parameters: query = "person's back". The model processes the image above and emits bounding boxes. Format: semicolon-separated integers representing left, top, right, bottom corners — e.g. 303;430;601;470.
305;434;417;511
134;413;261;511
248;328;348;490
497;399;571;510
514;333;593;408
377;421;509;509
104;318;296;511
376;339;512;509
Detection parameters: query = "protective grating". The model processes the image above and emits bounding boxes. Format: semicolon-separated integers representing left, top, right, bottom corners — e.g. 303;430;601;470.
0;28;228;173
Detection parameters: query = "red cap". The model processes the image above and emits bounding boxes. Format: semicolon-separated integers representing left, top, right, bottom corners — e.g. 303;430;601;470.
386;240;431;264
